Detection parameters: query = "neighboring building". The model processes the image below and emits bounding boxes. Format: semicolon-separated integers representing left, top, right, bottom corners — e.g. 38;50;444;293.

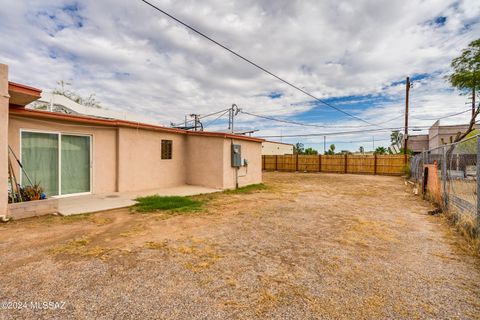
0;64;263;218
261;140;294;155
428;120;477;150
405;120;478;153
407;134;429;154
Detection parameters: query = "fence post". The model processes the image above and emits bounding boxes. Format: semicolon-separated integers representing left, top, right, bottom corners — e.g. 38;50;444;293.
344;154;348;173
275;155;278;171
374;153;377;175
442;146;447;209
477;137;480;220
318;154;321;172
296;154;299;172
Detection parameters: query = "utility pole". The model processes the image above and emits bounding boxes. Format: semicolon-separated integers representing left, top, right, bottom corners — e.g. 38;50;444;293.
404;76;411;162
228;104;240;133
372;136;375;151
472;73;476;118
190;114;200;131
323;136;326;154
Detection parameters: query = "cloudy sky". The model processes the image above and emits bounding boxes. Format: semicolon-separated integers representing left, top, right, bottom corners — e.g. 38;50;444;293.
1;0;479;151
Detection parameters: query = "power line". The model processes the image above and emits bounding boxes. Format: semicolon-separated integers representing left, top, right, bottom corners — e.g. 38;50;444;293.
203;109;230;128
139;0;378;126
240;110;403;129
410;108;471;121
304;138;391;145
256;125;430;138
171;107;230;127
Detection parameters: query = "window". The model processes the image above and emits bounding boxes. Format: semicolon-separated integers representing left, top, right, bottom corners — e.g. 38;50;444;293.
161;140;173;159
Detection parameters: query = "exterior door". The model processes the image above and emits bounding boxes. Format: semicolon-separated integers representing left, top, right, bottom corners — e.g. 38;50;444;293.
61;135;91;194
21;131;91;196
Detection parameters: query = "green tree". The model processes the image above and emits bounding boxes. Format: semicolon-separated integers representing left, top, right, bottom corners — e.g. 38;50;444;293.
456;129;479;154
374;146;387;154
448;38;480;142
325;144;336;155
304;147;318;155
294;142;304;154
359;146;364;153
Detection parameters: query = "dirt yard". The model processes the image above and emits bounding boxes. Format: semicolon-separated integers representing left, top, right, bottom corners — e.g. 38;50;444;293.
1;172;479;319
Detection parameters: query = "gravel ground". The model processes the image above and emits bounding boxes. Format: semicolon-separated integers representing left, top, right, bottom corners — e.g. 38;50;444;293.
0;172;479;319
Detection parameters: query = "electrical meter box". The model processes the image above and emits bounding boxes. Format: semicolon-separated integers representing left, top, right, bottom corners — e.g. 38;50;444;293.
231;144;242;167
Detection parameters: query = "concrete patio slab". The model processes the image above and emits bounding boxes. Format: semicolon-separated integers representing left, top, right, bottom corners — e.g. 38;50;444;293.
58;185;221;216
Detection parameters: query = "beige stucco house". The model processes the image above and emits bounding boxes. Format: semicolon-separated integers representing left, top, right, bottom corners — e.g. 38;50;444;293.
0;64;263;218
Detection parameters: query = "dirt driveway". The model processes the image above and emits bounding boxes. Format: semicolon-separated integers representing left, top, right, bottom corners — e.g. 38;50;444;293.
1;172;479;319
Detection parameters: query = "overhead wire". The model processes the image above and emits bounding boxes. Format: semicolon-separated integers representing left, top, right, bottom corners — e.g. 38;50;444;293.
139;0;379;126
256;125;430;138
239;110;404;129
170;107;230;127
203;109;230;128
410;108;471;121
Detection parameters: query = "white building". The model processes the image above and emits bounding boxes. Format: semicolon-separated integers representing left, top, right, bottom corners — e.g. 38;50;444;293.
261;140;294;155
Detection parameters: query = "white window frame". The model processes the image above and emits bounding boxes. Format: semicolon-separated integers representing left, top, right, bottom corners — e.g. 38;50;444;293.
20;129;93;197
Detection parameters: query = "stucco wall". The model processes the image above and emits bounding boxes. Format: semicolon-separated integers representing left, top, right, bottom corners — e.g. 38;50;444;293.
7;113;263;196
0;65;8;216
117;127;187;192
223;139;262;189
185;135;224;189
406;135;428;153
423;163;442;204
8;116;118;194
261;141;293;155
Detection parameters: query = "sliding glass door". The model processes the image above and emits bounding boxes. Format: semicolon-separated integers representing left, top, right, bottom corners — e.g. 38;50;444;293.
21;131;92;196
61;135;91;194
21;132;59;196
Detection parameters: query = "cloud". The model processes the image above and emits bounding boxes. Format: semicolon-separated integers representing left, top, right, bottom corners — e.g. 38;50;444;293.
0;0;479;150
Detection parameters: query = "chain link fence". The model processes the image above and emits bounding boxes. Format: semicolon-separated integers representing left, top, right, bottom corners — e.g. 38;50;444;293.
410;134;479;235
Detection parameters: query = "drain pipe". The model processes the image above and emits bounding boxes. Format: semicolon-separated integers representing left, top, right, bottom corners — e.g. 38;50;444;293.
235;167;239;189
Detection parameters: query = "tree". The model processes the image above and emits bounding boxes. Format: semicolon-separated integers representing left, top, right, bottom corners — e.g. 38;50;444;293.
448;38;480;142
53;89;103;109
390;130;403;149
294;142;304;155
374;146;387;154
304;147;318;155
325;144;336;155
456;129;478;154
359;146;364;154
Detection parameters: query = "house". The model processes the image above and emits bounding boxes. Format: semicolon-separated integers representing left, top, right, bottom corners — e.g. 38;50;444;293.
0;64;263;218
405;120;479;153
261;141;294;155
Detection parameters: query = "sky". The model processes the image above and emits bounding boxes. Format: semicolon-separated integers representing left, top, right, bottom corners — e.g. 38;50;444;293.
1;0;479;152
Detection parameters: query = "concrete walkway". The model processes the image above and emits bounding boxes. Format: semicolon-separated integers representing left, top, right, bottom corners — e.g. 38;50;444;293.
57;185;221;215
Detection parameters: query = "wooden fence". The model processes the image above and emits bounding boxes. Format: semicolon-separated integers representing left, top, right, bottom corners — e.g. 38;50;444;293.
262;154;408;176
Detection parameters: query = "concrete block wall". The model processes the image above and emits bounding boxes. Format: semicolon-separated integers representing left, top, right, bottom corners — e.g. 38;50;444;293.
7;199;59;220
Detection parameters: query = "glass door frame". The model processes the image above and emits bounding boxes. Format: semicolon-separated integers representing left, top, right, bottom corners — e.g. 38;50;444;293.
20;129;93;197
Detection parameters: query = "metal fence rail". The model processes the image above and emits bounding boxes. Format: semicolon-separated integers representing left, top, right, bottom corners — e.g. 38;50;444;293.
409;134;479;228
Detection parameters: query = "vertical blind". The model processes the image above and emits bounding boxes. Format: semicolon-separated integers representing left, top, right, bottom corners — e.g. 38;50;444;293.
61;135;91;194
21;132;59;196
21;131;91;196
